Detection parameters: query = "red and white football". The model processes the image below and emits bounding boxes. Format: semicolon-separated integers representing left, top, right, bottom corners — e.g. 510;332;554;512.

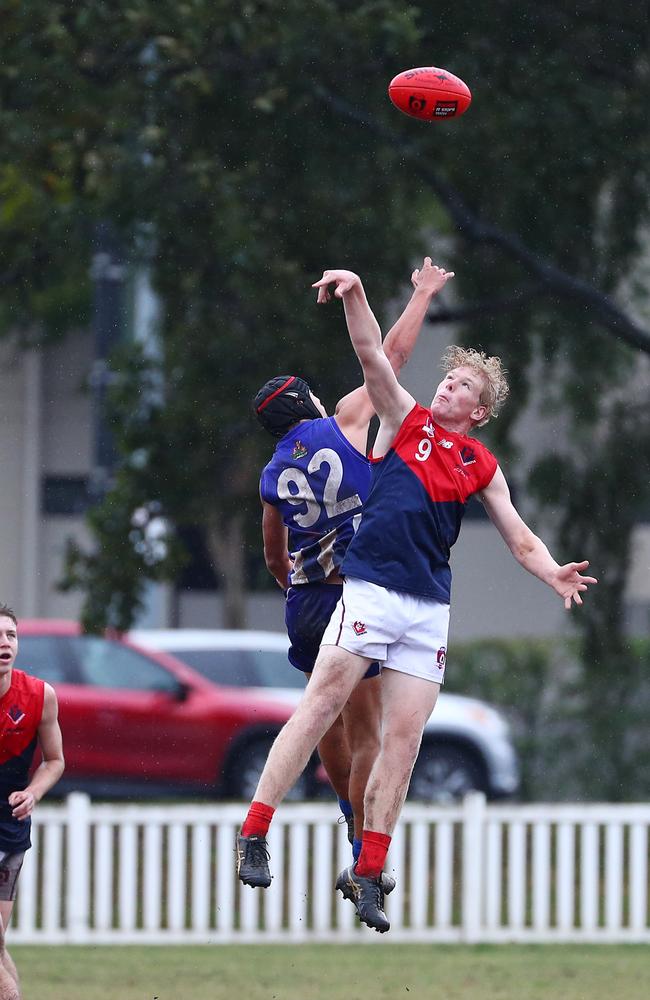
388;66;472;122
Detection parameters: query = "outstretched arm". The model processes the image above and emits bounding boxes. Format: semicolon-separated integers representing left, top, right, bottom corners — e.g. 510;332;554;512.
384;258;454;373
480;466;597;608
313;270;413;439
333;258;454;435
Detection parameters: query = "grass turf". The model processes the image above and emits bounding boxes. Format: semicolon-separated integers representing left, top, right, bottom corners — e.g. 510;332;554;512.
12;943;648;1000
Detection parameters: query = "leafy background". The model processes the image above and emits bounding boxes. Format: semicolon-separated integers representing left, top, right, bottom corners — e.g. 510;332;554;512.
1;1;649;797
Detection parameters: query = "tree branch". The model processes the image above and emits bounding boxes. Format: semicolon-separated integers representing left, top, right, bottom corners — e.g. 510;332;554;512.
427;284;545;324
315;85;650;355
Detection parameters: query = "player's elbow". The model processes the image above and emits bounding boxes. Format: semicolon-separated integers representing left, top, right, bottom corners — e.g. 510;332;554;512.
356;342;388;376
264;551;286;578
512;529;540;563
49;754;66;779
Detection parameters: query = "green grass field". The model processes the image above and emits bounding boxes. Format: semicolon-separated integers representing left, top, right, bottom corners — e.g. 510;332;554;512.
11;944;649;1000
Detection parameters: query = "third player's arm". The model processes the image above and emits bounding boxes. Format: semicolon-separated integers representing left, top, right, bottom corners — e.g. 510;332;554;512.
9;684;65;820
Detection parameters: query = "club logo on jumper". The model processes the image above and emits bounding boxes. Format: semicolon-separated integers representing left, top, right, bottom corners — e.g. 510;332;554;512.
352;621;367;636
459;445;476;466
438;439;453;449
436;647;447;670
6;705;25;726
421;420;435;438
408;95;427;113
434;101;458;118
292;440;308;460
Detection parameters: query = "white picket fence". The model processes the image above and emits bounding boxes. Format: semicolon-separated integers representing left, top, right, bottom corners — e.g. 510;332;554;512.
10;793;650;943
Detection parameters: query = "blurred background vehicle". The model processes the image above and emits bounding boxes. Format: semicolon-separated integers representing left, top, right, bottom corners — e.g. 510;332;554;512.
14;620;326;801
13;620;519;804
129;628;520;803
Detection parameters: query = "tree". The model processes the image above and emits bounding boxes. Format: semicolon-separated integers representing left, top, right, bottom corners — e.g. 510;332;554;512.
2;2;650;794
2;0;436;625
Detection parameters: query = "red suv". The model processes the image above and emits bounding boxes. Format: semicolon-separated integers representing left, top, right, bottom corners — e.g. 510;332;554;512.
14;620;318;800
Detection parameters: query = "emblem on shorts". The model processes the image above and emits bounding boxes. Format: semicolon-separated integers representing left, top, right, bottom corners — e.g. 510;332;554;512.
436;647;447;669
7;705;25;725
292;441;308;460
352;621;367;636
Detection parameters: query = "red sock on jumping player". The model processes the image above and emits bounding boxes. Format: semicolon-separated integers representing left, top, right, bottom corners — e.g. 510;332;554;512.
241;801;275;838
354;830;391;878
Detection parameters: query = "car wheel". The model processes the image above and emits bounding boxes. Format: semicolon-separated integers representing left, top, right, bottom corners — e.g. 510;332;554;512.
408;742;487;803
227;737;311;801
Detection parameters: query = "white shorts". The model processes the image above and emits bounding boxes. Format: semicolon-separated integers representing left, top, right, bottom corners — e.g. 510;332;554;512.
321;577;450;684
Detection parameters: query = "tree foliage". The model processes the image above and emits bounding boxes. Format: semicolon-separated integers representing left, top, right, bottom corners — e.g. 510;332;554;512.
2;1;650;794
448;635;650;801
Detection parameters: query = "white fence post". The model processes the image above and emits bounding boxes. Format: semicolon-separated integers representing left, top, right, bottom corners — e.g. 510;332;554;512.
65;792;91;942
556;821;575;932
629;822;648;932
461;792;485;943
17;825;38;938
580;821;599;933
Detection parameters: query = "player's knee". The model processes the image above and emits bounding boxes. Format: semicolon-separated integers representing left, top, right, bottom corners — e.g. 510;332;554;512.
381;729;422;768
310;651;357;706
295;688;345;742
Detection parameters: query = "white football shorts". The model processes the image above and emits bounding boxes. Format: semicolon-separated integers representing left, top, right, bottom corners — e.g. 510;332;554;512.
321;576;450;684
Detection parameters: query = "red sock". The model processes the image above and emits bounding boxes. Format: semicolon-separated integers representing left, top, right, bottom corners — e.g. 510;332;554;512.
354;830;391;878
241;801;275;838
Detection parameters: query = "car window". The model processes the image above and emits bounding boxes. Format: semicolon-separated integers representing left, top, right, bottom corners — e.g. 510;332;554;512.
169;650;255;685
14;636;69;684
169;648;304;690
249;650;304;689
70;637;181;694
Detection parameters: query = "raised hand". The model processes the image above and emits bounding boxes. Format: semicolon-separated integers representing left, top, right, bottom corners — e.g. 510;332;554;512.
312;269;361;304
411;256;455;294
